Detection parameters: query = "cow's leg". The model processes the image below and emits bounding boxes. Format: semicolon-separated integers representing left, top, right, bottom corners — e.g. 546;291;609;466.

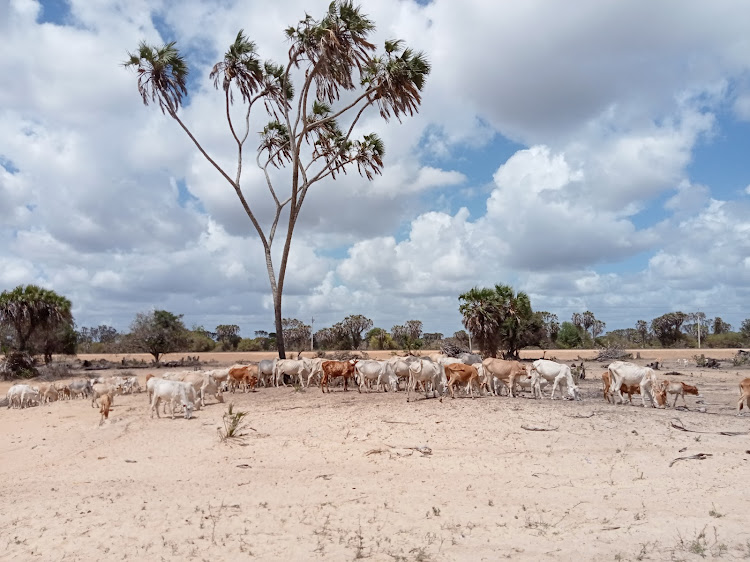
550;377;560;400
612;377;625;405
508;375;517;398
640;380;652;408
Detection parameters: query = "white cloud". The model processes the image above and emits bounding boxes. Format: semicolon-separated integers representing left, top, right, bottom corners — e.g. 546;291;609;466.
1;0;750;337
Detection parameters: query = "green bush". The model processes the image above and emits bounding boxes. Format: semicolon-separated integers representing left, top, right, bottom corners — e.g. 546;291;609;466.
556;322;582;349
704;332;748;349
237;338;262;352
187;331;217;352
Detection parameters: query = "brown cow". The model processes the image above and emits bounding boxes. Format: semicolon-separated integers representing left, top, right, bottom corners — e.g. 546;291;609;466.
320;360;358;393
737;378;750;415
228;365;259;393
443;363;479;399
99;393;112;425
481;358;527;397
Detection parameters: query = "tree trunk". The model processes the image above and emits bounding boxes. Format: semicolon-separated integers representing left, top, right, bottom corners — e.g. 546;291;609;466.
264;246;286;360
273;290;286;359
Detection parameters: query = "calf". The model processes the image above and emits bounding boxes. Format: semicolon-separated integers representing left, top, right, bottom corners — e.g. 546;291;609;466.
655;381;699;408
99;393;112;425
443;362;479;399
737;378;750;415
42;385;59;404
320;360;358;393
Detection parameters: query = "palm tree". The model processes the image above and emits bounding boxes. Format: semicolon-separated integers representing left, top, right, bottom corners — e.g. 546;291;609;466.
124;2;430;359
0;285;72;352
459;287;502;358
494;284;533;359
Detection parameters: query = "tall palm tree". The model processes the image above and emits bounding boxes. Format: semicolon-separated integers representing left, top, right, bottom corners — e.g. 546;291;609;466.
459;287;502;358
0;285;72;352
125;2;430;359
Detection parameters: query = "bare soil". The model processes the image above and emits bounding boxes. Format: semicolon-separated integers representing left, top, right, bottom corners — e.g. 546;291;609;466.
1;350;749;561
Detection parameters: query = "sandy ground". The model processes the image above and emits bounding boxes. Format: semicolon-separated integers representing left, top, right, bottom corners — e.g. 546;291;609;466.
1;350;749;561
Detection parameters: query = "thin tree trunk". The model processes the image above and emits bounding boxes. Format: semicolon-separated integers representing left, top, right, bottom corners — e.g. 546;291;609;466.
264;246;286;360
273;290;286;360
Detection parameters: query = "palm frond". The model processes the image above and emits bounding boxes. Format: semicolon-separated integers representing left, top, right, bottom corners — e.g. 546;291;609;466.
286;0;376;103
210;30;263;104
123;41;188;115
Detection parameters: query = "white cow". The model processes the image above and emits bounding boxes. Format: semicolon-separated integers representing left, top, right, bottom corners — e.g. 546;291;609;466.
180;372;222;406
406;359;445;402
530;359;582;400
355;360;394;393
385;357;414;391
274;359;311;387
6;384;39;409
305;358;325;388
607;361;659;408
150;380;195;419
258;359;277;387
458;352;482;365
91;383;116;408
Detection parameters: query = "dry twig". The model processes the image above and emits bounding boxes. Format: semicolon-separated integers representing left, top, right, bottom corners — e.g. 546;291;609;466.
669;453;712;468
521;425;558;432
670;418;747;436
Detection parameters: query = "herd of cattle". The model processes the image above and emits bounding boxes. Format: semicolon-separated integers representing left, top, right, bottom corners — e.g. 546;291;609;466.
5;353;750;421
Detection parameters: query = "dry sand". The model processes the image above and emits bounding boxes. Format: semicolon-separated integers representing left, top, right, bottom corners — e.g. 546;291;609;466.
1;350;749;561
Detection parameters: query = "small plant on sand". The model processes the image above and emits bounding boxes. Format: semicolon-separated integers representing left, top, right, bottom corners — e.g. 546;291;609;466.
218;403;249;442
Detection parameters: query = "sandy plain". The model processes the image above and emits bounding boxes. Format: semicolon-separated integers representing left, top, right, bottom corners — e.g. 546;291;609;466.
1;348;749;561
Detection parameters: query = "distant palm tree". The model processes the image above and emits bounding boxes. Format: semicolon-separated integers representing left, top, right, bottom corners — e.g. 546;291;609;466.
459;287;502;358
0;285;72;352
494;284;532;359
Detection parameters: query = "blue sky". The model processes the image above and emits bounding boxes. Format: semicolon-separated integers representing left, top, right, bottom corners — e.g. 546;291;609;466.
1;0;749;340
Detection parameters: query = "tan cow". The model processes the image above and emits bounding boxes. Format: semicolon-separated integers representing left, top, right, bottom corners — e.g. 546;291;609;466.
228;365;259;393
91;383;115;408
737;378;750;415
443;363;479;399
99;393;112;425
654;381;699;408
320;360;358;393
481;358;528;397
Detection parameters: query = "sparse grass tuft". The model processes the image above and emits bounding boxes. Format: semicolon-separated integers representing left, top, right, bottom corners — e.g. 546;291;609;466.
708;504;724;518
218;403;249;442
675;526;728;559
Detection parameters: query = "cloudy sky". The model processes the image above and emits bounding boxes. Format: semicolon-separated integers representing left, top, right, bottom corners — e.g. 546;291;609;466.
1;0;749;339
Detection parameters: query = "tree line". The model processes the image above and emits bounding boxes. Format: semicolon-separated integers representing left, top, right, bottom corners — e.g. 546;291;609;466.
2;284;749;374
